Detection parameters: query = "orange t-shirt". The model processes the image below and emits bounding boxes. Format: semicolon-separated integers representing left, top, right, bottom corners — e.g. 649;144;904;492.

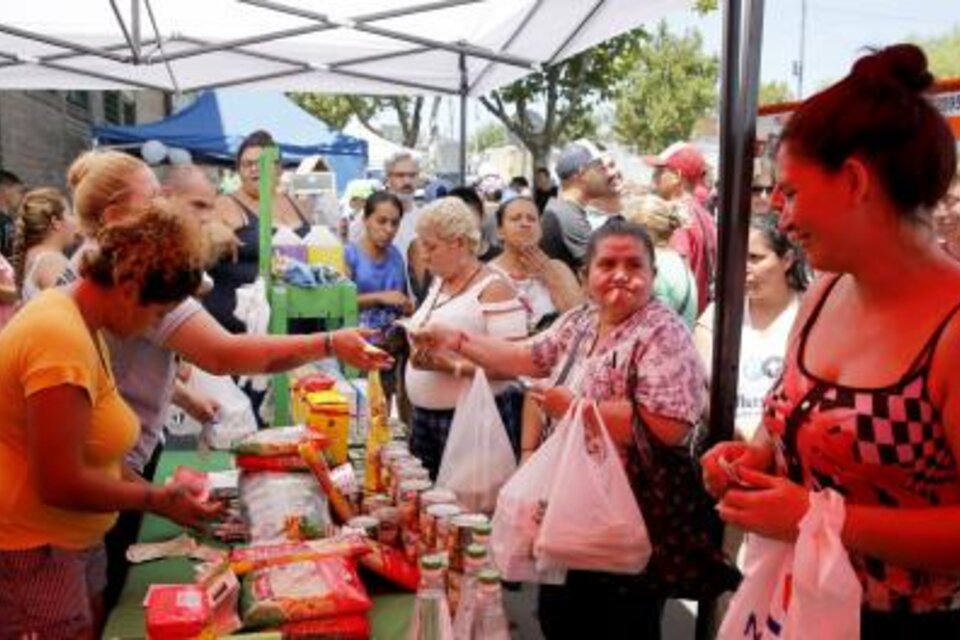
0;289;139;550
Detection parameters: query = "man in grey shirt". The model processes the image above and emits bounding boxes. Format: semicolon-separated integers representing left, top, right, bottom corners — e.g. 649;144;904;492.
540;140;619;274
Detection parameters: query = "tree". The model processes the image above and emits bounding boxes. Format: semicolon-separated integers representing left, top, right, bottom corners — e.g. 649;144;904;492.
470;122;508;151
915;25;960;78
290;94;432;149
479;28;647;167
758;81;794;106
613;22;719;155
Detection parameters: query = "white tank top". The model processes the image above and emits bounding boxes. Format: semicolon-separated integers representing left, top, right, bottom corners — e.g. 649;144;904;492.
488;263;557;331
405;272;527;410
21;250;64;303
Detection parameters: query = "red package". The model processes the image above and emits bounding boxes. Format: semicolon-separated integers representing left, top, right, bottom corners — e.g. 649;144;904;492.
170;467;210;501
357;539;421;592
283;614;371;639
235;454;310;472
298;373;337;393
241;558;372;628
145;584;213;640
229;536;369;576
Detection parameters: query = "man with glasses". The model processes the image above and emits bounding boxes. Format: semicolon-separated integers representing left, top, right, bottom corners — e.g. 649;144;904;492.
385;151;421;258
541;140;617;274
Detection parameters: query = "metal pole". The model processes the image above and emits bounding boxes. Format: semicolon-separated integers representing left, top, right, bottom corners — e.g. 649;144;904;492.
699;0;765;634
798;0;807;98
459;52;468;184
131;0;141;62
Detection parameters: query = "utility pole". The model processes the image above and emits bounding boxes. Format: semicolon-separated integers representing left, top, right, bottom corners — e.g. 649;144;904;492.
793;0;807;98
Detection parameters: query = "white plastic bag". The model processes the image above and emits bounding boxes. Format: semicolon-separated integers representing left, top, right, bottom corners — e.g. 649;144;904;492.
436;369;518;514
180;368;257;450
489;404;574;584
718;489;861;640
534;401;652;575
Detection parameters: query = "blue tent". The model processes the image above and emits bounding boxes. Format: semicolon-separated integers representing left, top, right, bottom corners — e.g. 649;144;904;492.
93;90;367;193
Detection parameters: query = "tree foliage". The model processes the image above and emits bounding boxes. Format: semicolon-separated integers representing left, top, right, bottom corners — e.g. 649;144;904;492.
290;94;430;149
758;81;794;106
915;25;960;78
471;122;508;151
613;22;718;154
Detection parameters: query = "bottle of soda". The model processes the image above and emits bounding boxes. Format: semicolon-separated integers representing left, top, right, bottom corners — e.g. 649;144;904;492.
410;555;453;640
468;569;510;640
452;544;491;639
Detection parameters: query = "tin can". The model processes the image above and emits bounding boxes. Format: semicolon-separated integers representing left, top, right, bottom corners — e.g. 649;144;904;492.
362;493;393;515
371;506;401;548
445;513;489;572
422;503;463;553
397;479;433;532
418;488;459;534
387;455;420;498
471;521;492;548
346;515;380;540
379;445;410;490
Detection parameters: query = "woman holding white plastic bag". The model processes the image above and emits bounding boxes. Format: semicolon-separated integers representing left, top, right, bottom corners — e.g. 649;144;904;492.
411;219;706;639
702;45;960;639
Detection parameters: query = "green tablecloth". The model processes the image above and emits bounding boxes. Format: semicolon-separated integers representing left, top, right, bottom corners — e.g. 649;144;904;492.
102;449;413;639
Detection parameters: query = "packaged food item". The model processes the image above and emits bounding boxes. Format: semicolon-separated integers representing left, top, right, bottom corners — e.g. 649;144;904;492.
235;454;310;472
229;536;369;576
305;390;351;465
145;584;214;640
292;372;338;423
363;369;393;494
233;425;330;457
444;513;489;573
379;445;410;494
282;614;371;639
197;562;243;636
361;493;393;515
207;469;241;500
330;462;361;511
422;504;463;555
345;515;380;540
397;479;433;533
370;507;401;548
418;488;458;535
240;557;372;628
357;539;421;591
240;472;330;543
299;442;356;524
170;466;210;502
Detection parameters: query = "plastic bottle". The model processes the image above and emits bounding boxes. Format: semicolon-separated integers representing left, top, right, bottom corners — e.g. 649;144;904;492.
452;544;491;639
410;555;454;640
468;569;510;640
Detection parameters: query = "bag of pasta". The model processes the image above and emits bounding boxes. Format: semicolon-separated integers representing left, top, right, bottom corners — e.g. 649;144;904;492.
240;557;372;628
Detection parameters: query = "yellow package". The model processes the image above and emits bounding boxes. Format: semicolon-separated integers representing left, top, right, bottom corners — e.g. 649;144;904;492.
305;390;350;465
363;370;392;493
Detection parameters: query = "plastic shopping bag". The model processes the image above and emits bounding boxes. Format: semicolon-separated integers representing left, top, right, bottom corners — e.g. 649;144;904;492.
718;489;861;640
534;402;652;575
180;368;258;450
489;403;575;584
436;369;517;514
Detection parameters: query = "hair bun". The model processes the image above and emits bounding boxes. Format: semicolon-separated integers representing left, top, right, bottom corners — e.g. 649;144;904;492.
66;151;97;191
852;44;934;93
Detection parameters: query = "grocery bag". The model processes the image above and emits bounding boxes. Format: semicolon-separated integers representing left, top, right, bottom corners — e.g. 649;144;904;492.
718;489;861;640
180;368;257;450
534;402;652;575
437;368;518;514
489;403;576;584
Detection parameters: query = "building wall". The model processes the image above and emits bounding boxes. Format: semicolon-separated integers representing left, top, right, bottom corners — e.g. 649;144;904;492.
0;90;167;189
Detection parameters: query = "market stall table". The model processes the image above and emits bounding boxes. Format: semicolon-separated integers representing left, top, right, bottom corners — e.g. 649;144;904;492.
102;448;414;639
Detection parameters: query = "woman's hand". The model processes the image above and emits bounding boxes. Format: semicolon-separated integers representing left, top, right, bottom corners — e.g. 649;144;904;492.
701;440;774;499
182;390;221;425
149;483;223;531
716;468;811;542
378;291;414;313
530;385;575;421
331;329;395;370
517;245;553;277
408;323;465;352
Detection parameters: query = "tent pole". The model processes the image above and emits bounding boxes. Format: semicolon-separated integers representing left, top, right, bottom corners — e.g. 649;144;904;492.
459;52;468;185
699;0;765;636
130;0;141;62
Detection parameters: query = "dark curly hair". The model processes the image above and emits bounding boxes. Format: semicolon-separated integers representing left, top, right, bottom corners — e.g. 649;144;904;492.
750;213;809;292
79;198;205;305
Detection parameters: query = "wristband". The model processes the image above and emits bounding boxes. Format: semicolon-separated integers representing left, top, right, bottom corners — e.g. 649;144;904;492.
324;332;334;357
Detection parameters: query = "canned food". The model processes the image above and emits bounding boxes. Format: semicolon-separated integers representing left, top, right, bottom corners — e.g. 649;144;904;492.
422;503;463;553
397;479;433;532
386;455;418;498
362;493;393;515
371;506;401;548
418;488;458;534
346;515;380;540
471;521;492;548
445;513;489;572
379;446;410;489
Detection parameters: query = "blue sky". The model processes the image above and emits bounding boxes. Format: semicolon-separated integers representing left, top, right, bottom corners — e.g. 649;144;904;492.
667;0;960;98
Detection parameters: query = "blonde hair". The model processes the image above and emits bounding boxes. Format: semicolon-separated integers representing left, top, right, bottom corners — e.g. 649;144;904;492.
79;197;205;304
67;150;150;234
12;188;69;289
415;196;481;253
623;195;684;246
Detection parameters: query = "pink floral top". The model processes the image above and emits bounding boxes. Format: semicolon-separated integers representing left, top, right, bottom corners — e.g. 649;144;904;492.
530;300;705;425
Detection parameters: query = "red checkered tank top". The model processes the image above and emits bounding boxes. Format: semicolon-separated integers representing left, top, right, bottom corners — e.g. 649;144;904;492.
763;276;960;613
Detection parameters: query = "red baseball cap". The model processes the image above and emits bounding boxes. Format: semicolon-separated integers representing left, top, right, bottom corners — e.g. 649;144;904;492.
645;142;708;182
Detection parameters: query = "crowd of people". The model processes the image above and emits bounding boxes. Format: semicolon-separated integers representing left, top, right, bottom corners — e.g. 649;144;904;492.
0;42;958;638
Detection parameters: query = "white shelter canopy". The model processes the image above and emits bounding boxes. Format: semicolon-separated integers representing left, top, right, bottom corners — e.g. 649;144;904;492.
0;0;687;95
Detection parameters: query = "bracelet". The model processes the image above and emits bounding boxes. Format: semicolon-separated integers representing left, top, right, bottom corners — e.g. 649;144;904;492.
324;332;334;357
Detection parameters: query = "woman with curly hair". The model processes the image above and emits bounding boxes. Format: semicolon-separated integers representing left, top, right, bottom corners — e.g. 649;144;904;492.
12;187;77;302
0;202;221;638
